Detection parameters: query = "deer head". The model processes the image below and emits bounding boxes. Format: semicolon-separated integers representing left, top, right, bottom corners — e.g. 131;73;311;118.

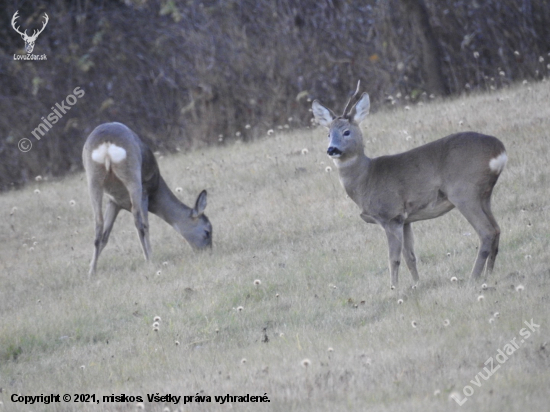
12;11;49;54
312;81;370;161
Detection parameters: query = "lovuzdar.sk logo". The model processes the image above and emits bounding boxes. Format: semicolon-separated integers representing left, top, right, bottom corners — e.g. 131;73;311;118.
11;10;49;61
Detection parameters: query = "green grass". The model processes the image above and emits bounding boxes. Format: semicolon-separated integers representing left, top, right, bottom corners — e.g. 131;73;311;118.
1;82;549;411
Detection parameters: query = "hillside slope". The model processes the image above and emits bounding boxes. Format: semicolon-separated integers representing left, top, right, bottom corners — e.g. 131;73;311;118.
1;82;549;411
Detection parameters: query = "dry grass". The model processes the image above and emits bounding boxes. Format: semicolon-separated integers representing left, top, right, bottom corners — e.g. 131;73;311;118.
1;82;549;411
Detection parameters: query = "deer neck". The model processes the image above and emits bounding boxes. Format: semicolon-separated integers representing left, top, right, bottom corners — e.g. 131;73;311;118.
333;153;371;204
148;177;191;231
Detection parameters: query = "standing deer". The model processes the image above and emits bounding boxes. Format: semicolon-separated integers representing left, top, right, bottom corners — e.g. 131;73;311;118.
312;86;507;289
83;122;212;275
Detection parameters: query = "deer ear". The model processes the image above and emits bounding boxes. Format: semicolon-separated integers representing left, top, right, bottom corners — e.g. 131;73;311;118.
351;93;370;125
312;100;334;128
191;190;207;218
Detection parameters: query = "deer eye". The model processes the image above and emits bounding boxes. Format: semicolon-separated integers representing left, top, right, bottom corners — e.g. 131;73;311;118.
343;130;351;136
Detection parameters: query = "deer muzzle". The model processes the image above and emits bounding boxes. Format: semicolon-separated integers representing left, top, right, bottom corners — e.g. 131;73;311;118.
327;147;343;157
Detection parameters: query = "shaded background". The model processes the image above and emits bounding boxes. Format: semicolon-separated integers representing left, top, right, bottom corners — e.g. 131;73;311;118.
1;0;549;190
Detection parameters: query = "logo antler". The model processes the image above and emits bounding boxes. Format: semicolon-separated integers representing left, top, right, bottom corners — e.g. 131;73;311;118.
12;10;49;54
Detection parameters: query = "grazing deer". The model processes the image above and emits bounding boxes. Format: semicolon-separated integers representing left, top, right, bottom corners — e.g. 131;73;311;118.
82;122;212;275
312;85;507;289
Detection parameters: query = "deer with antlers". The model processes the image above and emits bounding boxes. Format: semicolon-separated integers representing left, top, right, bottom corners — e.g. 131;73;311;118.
312;83;507;289
83;122;212;275
11;11;49;54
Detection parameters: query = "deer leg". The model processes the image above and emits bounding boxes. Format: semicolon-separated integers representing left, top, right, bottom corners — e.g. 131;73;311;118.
127;182;151;261
140;195;152;259
383;221;404;289
88;174;105;275
96;199;121;257
453;199;499;279
480;197;501;274
403;223;420;285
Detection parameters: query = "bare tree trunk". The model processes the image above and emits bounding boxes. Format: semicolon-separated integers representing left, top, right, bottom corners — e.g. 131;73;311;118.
399;0;449;96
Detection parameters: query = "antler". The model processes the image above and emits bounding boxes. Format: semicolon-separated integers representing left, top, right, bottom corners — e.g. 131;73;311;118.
11;11;27;37
29;13;49;40
342;80;361;118
11;11;49;40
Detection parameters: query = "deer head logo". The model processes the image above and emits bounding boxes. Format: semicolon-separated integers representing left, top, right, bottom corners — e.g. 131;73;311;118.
11;10;49;54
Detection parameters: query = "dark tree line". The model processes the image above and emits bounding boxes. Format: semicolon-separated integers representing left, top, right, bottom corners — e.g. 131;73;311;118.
1;0;549;190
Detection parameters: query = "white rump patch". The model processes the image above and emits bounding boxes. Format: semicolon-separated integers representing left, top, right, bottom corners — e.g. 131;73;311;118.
489;152;507;174
91;143;109;164
91;143;127;170
107;144;127;163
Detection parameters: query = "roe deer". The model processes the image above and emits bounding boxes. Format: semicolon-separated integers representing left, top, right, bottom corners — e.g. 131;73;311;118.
312;86;507;289
82;122;212;275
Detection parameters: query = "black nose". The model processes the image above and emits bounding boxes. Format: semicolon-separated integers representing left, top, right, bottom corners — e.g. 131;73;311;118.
327;147;342;156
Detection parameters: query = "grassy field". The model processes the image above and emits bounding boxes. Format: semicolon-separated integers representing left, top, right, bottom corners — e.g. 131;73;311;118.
1;81;549;412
